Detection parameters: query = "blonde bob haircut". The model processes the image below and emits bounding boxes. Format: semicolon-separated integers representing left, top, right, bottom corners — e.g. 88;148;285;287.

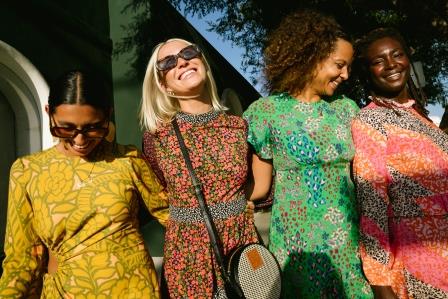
140;38;226;132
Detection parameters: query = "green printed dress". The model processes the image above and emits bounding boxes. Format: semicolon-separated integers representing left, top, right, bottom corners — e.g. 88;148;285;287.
243;93;372;298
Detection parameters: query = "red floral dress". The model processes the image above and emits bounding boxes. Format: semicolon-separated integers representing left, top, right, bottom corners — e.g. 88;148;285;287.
143;111;258;298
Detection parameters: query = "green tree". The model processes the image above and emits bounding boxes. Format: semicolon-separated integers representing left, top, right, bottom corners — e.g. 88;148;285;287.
117;0;448;106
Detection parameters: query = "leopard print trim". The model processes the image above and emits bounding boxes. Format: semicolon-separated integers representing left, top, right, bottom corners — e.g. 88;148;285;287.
405;270;448;299
169;195;246;223
355;176;389;232
356;106;448;153
387;167;433;217
360;234;390;265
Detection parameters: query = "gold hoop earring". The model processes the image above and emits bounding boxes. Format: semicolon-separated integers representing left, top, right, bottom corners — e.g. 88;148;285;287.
105;121;115;142
167;91;175;96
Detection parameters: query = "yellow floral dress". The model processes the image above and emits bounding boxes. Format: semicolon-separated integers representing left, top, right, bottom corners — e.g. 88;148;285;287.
0;142;168;298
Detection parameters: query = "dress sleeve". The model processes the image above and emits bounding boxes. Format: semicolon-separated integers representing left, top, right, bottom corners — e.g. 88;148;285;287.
242;98;273;159
132;154;169;227
0;159;46;298
142;131;167;188
351;113;394;286
343;97;361;118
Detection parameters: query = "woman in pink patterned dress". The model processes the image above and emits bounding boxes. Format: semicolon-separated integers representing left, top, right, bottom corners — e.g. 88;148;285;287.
351;28;448;298
139;38;258;298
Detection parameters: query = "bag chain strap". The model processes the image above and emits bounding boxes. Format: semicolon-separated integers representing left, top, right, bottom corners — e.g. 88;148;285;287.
172;118;244;298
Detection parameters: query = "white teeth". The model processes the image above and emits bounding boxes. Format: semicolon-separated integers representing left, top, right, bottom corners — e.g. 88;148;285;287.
180;69;196;80
387;73;400;79
73;144;88;150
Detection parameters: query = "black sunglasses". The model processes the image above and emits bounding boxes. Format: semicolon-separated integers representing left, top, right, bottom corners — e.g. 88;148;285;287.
50;115;109;139
156;44;201;72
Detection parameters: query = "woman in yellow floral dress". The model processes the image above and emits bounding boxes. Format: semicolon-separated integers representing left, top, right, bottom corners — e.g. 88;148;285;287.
0;70;168;298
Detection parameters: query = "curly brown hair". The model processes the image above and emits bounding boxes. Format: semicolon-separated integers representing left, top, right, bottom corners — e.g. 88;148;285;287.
264;9;350;95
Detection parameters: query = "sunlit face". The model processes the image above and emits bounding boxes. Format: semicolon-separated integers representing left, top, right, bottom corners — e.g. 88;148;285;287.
366;37;410;99
158;40;207;97
308;38;354;97
50;104;108;158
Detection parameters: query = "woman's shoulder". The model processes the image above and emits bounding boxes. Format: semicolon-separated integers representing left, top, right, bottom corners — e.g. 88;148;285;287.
17;146;57;162
326;95;360;122
246;94;282;109
353;102;396;135
142;121;173;140
355;102;392;121
10;147;59;173
220;112;247;128
243;94;287;118
330;95;359;112
113;143;141;158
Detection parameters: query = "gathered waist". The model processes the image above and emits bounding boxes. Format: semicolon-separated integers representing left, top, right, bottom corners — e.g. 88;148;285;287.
47;242;151;275
169;195;246;223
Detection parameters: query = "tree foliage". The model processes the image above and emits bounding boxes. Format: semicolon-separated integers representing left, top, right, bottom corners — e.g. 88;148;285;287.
117;0;448;105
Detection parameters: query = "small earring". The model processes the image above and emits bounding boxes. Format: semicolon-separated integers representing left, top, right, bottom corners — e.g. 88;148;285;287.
105;121;115;142
167;91;175;96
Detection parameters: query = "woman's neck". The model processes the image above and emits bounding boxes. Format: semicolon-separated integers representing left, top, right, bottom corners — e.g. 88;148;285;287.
292;88;321;103
372;88;410;104
292;92;321;104
177;93;213;114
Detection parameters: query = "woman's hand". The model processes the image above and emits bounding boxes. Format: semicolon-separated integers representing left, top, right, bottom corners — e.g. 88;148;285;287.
371;285;399;299
245;200;255;216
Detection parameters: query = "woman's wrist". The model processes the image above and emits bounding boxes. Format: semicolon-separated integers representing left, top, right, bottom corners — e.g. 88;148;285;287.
371;285;398;299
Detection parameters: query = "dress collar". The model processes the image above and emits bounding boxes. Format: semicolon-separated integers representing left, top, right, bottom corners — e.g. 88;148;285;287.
369;96;415;109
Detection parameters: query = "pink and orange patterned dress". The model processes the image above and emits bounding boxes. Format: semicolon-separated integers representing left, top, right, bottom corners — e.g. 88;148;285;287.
143;111;258;298
352;100;448;299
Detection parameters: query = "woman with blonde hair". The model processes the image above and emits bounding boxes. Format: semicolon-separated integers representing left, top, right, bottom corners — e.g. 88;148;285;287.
140;38;258;298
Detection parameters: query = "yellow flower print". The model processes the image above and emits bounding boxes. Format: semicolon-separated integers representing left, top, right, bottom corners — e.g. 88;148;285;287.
110;272;155;299
77;214;111;242
71;253;117;295
37;161;74;202
110;280;128;297
126;273;153;299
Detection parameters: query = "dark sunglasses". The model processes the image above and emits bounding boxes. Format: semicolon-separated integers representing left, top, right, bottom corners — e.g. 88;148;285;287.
156;44;201;72
50;115;109;139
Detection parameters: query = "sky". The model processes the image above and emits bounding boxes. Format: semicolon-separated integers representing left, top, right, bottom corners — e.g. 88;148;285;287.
184;11;445;125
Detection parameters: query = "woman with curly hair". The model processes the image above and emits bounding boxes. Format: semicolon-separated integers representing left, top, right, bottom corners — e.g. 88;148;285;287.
243;9;372;298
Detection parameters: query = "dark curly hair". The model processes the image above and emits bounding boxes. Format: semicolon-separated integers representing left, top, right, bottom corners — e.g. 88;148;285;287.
353;27;428;116
264;9;351;95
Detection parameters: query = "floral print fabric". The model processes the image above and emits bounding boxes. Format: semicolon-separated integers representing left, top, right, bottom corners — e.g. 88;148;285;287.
143;113;258;299
352;101;448;299
243;93;372;298
0;142;169;298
